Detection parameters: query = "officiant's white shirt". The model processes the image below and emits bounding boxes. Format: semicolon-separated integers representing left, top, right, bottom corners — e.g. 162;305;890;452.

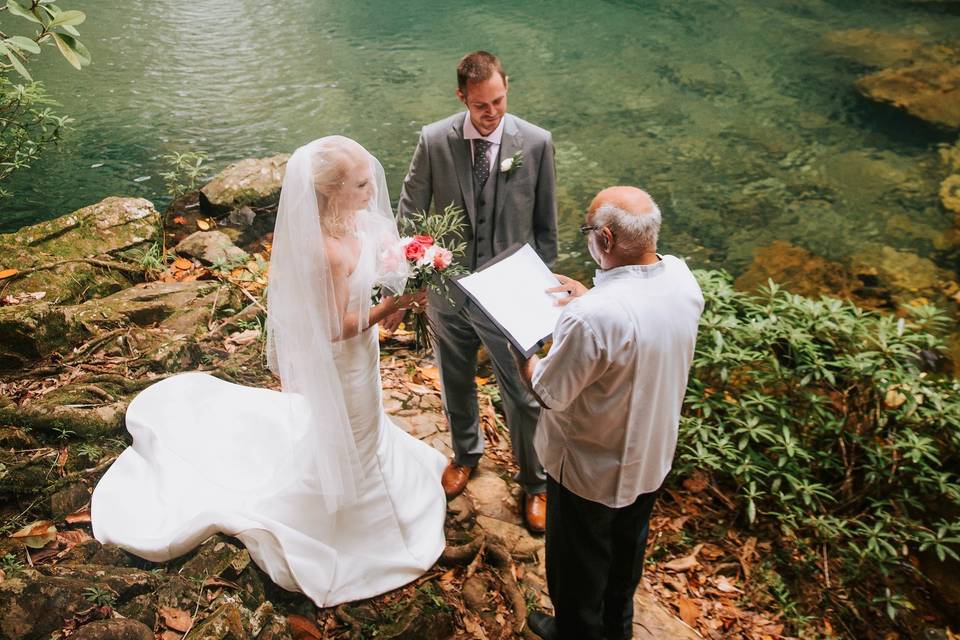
463;112;504;175
532;255;704;508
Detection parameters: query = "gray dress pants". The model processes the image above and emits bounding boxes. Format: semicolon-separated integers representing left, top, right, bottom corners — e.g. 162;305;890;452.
428;299;546;495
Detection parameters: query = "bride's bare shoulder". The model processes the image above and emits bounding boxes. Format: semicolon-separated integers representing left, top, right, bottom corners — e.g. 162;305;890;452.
324;236;349;276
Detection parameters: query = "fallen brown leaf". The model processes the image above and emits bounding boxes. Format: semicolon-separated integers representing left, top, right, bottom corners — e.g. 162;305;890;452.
677;597;700;628
713;576;742;594
662;544;703;573
66;506;92;524
9;520;57;548
57;530;91;547
174;257;193;271
172;215;187;225
682;470;709;493
287;614;323;640
160;606;192;632
0;268;19;280
196;219;212;231
404;382;433;396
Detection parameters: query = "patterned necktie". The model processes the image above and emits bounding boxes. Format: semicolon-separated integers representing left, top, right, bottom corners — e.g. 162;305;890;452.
473;139;492;188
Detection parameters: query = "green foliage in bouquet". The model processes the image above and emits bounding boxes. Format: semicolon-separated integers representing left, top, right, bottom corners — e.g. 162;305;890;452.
399;202;469;298
396;203;469;351
675;270;960;627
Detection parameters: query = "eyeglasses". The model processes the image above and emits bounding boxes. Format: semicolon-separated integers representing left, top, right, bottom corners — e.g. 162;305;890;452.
579;224;602;236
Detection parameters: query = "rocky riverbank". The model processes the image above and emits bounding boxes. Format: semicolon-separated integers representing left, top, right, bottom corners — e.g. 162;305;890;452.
1;132;958;639
0;159;714;640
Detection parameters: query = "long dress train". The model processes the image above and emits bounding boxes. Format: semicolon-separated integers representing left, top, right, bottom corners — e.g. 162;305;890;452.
91;254;447;606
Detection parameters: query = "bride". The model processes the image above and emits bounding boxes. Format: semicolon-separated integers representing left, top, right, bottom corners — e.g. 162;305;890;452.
91;136;447;607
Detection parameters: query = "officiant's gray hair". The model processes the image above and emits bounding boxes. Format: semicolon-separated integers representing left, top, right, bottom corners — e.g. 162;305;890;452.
592;199;661;253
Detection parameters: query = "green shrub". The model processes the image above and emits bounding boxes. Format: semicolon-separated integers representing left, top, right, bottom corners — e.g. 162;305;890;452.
677;270;960;622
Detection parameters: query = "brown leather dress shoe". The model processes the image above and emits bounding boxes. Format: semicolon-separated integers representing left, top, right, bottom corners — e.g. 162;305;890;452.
525;492;547;533
441;462;473;499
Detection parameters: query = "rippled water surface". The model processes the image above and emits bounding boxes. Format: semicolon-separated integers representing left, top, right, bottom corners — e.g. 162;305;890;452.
2;0;959;277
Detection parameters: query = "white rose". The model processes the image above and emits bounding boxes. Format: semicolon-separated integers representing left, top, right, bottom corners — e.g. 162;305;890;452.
500;157;513;173
417;245;438;267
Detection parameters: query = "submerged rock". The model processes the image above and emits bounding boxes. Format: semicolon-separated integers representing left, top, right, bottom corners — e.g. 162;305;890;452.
941;174;960;219
734;240;861;300
856;60;960;129
200;155;289;212
822;28;950;69
851;244;952;303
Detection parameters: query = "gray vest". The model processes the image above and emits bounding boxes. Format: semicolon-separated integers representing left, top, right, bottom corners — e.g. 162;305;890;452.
472;161;498;270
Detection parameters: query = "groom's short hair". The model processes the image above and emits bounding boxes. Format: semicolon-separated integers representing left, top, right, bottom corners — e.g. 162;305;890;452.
457;51;507;95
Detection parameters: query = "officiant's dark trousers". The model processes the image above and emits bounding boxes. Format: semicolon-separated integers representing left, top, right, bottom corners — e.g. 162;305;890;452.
428;298;546;495
545;475;659;640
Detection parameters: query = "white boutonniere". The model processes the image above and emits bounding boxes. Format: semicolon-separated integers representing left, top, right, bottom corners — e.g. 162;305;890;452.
500;150;524;179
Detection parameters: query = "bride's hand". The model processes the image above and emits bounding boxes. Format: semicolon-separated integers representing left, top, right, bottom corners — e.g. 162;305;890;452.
392;291;427;312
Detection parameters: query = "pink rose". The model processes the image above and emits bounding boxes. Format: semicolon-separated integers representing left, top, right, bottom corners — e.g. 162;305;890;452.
414;234;435;247
404;240;425;261
433;247;453;270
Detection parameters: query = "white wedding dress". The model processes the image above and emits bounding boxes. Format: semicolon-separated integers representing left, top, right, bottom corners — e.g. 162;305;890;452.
92;243;447;606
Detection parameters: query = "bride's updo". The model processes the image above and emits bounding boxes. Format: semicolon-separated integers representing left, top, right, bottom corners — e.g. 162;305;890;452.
312;138;368;238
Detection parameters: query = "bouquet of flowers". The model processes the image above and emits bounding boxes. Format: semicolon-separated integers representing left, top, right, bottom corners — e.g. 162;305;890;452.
383;203;468;351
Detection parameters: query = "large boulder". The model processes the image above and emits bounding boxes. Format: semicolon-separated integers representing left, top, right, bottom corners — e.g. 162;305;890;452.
0;197;158;305
200;155;288;212
856;60;960;129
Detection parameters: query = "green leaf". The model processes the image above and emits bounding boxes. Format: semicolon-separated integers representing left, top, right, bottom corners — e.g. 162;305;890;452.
6;0;40;23
48;9;84;28
6;51;32;80
4;36;41;54
50;32;87;69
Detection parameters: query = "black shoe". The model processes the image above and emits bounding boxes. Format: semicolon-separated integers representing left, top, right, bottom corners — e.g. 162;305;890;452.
527;611;559;640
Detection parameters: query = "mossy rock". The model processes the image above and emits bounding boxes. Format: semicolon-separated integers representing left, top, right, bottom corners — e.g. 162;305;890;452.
0;302;84;371
178;535;250;583
0;571;101;640
0;197;158;305
183;603;246;640
0;279;228;374
200;155;289;212
37;564;159;603
338;585;455;640
70;619;154;640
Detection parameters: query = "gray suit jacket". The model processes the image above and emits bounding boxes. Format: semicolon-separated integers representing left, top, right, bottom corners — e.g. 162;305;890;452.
397;112;558;308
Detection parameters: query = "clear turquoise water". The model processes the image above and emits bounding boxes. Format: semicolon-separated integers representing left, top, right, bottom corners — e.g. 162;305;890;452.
2;0;958;279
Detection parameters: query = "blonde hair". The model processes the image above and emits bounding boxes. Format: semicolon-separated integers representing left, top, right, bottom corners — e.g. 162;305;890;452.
312;139;367;237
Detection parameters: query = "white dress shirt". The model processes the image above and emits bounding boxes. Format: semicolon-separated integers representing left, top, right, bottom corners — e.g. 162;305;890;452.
532;256;704;508
463;112;504;176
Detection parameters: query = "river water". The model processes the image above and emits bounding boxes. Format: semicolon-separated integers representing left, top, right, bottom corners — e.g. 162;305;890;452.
2;0;958;278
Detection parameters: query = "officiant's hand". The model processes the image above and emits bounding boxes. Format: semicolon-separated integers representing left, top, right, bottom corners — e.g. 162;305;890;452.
547;274;588;306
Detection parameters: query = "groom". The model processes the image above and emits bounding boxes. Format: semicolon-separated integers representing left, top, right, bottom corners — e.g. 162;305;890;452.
396;51;558;532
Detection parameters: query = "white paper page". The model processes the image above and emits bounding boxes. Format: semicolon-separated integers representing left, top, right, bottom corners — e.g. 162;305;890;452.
457;244;563;353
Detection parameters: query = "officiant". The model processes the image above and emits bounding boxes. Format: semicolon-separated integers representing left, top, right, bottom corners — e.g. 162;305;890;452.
515;187;704;640
395;51;558;532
